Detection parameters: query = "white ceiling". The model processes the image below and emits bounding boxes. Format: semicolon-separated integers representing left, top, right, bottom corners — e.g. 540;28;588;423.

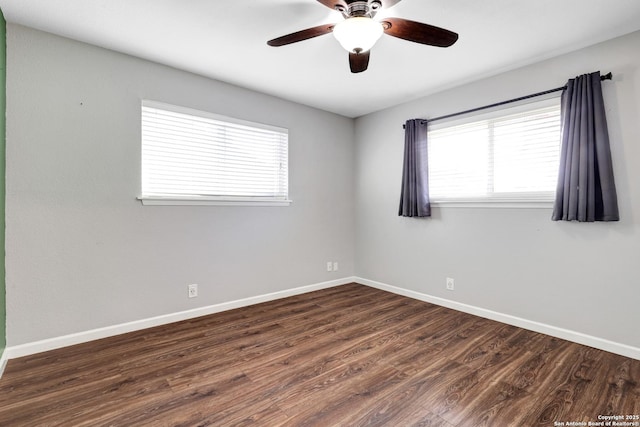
2;0;640;117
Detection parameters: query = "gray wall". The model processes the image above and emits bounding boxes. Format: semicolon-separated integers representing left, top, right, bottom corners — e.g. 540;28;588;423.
5;25;355;346
6;22;640;352
354;31;640;349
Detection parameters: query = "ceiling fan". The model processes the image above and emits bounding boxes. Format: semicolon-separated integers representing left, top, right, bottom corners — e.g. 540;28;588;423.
267;0;458;73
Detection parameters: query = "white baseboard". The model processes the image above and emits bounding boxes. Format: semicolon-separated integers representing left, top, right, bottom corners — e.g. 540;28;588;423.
4;275;638;370
357;277;640;361
4;277;357;361
0;349;8;378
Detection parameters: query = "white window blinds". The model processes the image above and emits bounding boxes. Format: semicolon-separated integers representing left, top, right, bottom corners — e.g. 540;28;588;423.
141;101;289;204
427;97;561;204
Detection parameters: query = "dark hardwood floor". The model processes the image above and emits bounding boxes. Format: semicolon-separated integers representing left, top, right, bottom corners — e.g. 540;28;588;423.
1;283;638;426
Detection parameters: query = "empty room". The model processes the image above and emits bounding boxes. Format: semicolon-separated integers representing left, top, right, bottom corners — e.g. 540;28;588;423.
0;0;639;425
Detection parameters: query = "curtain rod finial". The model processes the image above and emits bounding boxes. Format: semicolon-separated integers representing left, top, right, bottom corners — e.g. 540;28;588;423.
601;72;612;81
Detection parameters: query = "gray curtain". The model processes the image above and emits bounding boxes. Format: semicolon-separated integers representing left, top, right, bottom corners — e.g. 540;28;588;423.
398;119;430;217
552;71;619;222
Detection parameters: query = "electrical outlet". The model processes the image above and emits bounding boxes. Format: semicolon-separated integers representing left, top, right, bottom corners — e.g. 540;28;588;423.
333;262;339;271
326;261;333;272
188;284;198;298
446;277;455;291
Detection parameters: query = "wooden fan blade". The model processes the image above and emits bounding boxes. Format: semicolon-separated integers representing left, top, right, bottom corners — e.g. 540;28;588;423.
382;17;458;47
316;0;402;12
267;24;335;47
349;50;370;73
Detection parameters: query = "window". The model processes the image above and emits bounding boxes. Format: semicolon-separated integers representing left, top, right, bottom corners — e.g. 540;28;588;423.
427;97;561;206
140;101;289;206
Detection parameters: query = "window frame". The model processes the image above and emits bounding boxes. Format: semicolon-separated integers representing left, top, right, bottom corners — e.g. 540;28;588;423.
426;95;562;209
138;100;291;207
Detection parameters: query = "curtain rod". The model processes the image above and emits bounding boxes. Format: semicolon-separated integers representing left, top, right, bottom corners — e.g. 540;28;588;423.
403;72;613;128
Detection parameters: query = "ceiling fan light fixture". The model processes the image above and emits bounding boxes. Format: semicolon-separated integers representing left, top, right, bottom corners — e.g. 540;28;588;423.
333;17;383;54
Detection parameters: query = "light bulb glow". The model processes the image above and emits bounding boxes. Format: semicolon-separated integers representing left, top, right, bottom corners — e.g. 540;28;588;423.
333;17;383;53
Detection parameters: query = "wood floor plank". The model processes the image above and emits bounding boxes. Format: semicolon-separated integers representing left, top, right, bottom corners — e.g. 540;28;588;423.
600;355;640;414
278;364;408;426
1;283;638;426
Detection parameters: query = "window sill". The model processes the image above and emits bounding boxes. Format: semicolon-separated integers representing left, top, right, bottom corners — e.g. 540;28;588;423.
138;196;292;207
430;199;553;209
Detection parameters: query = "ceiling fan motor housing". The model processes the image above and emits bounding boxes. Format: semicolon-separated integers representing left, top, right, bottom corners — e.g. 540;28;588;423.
336;0;383;18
